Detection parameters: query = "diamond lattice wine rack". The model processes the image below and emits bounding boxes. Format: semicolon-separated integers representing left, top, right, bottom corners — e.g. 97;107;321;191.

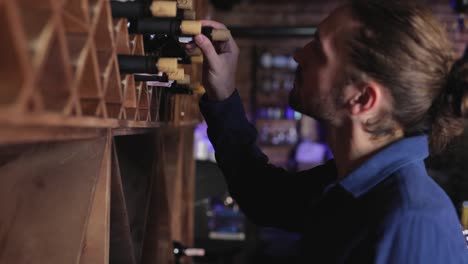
0;0;204;137
0;0;207;263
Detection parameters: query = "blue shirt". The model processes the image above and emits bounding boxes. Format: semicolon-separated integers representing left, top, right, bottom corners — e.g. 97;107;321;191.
199;90;468;263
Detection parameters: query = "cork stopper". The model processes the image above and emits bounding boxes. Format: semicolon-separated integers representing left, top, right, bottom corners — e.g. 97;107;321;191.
177;0;193;10
156;58;178;73
463;201;468;229
167;68;185;81
183;10;196;20
180;20;202;35
211;29;231;41
191;55;203;64
178;74;191;85
192;82;206;95
150;1;177;17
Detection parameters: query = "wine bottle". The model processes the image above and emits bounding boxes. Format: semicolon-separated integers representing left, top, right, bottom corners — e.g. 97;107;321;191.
117;54;179;74
111;0;194;19
118;55;185;81
172;241;205;258
128;18;231;41
143;35;203;65
144;35;202;57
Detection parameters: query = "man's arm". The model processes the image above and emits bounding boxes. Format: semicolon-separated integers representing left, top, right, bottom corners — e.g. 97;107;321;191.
199;89;335;232
193;20;335;232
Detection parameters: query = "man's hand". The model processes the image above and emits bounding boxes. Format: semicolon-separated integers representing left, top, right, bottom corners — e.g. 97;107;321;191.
190;20;239;101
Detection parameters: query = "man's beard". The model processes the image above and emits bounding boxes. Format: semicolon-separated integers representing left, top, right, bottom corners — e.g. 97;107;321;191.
289;85;343;125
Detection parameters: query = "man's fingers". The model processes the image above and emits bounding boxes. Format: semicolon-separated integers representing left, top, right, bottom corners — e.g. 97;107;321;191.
200;20;238;55
184;42;197;50
201;20;228;30
195;34;220;67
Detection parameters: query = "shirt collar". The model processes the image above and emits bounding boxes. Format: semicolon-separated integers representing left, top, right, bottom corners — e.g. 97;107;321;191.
339;135;429;198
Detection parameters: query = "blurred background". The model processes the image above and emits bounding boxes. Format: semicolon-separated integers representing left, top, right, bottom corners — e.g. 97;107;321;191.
192;0;468;263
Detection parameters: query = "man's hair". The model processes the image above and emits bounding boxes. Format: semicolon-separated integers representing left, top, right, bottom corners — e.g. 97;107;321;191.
345;0;468;153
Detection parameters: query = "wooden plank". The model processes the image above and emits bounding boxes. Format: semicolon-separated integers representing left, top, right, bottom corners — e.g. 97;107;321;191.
79;132;112;264
141;134;173;264
0;110;165;129
168;128;185;242
109;140;137;264
0;126;107;144
181;127;195;246
0;137;107;264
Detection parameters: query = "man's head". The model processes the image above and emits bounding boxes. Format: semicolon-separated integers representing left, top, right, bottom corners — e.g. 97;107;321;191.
290;0;467;152
289;6;358;127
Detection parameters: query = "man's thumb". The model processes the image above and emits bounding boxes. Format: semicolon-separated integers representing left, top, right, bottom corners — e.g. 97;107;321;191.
195;34;218;66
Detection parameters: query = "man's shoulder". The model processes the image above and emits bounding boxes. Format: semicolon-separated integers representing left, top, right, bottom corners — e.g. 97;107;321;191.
363;162;459;231
371;164;463;240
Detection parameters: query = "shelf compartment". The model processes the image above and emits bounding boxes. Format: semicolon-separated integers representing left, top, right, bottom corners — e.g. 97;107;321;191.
114;18;131;55
0;2;30;106
62;11;89;76
104;55;123;119
35;26;72;113
93;0;114;54
88;0;100;23
77;45;103;116
137;83;150;122
122;74;137;120
64;0;90;25
130;34;145;56
16;0;54;66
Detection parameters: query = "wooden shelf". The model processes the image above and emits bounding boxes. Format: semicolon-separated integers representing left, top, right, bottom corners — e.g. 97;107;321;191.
0;0;207;263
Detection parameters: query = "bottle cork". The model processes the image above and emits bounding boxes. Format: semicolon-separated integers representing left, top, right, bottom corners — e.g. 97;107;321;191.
157;58;178;73
167;68;185;81
462;201;468;229
192;82;206;95
177;0;193;10
183;10;196;20
211;29;231;41
150;1;177;17
191;55;203;64
180;20;202;35
178;74;191;85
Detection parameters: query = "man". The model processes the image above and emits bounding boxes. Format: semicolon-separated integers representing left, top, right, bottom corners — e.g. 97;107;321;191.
190;0;468;262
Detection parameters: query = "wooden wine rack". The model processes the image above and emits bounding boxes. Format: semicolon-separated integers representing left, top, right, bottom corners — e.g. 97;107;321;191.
0;0;205;263
0;0;201;132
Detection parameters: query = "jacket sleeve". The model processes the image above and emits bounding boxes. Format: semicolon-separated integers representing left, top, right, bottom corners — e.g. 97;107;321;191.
199;90;335;232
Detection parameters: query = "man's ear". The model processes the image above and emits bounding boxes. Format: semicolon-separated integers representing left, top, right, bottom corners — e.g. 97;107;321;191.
348;81;380;116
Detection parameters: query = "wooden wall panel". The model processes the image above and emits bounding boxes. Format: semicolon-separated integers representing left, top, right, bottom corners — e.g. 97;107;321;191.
141;132;173;264
80;134;112;264
0;137;107;264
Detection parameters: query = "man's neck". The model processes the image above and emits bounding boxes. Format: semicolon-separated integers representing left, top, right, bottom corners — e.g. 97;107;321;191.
326;123;404;180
